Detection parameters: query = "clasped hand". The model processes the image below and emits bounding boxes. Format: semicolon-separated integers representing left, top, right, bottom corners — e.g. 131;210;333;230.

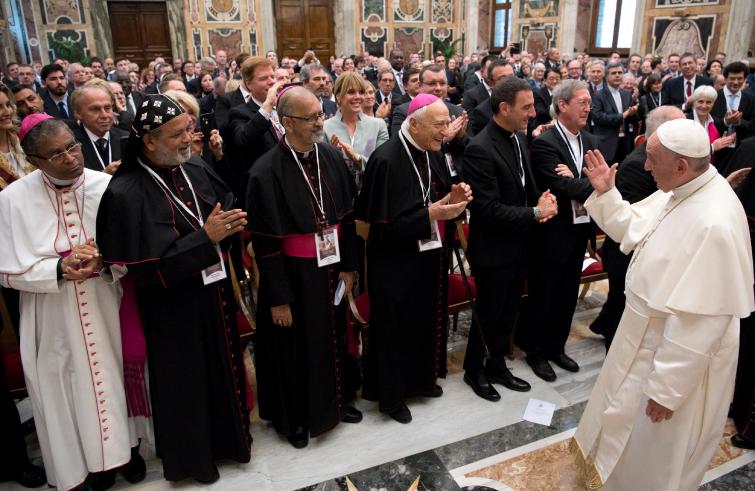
428;183;472;221
536;190;558;222
203;203;247;243
62;239;103;281
646;398;674;423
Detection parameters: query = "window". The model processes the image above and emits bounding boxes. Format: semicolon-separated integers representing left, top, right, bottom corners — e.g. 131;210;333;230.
589;0;637;54
490;0;512;53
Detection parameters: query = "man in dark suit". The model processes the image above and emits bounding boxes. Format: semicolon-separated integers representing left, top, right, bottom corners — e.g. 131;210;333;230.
463;59;511;114
467;63;516;136
462;77;558;401
533;67;561;127
300;63;337;119
397;67;421;104
586;61;605;96
661;52;713;109
591;62;640;164
711;61;755;166
543;48;561;71
41;63;71;119
69;85;127;173
523;79;599;381
391;64;465;137
589;106;685;348
16;64;42;93
223;56;282;200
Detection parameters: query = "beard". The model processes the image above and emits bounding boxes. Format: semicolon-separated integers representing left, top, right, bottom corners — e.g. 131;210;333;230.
155;144;192;167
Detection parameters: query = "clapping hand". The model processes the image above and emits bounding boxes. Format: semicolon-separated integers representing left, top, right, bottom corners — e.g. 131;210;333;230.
445;113;469;142
203;203;247;243
330;134;361;166
375;99;391;119
712;132;736;152
449;182;472;204
535;190;558;223
582;150;617;195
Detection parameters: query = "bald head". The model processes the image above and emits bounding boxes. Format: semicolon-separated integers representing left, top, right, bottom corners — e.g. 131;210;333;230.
644;106;684;138
278;87;323;149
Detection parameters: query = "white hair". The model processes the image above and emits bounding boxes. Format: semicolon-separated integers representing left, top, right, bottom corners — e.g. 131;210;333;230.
400;101;439;134
690;85;718;103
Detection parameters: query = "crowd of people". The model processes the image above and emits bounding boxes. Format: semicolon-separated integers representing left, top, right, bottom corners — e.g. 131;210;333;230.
0;43;754;491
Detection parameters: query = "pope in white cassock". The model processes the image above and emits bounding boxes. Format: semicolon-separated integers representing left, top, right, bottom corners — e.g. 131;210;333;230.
0;117;142;491
571;118;754;490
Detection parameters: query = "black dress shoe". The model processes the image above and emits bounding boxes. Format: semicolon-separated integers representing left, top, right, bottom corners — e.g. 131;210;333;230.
527;357;557;382
287;426;309;449
13;462;46;488
194;466;220;484
549;353;579;372
589;321;607;336
86;470;115;491
430;385;443;397
120;445;146;483
486;366;532;392
731;434;755;450
464;372;501;402
388;404;412;424
341;405;363;423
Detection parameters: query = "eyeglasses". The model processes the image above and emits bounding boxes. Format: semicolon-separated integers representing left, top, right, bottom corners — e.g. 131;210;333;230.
283;112;325;123
28;142;82;163
571;99;592;108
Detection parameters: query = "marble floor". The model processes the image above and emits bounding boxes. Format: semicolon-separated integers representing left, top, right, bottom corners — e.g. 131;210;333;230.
5;282;754;491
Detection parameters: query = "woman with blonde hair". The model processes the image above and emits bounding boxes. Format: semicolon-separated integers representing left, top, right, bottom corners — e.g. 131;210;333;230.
324;71;388;192
0;84;33;189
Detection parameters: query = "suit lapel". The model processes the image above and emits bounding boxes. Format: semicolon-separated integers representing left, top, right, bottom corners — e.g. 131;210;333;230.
604;89;619;113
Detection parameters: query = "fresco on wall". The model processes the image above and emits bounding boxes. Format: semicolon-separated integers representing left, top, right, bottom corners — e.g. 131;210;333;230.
42;0;84;24
394;27;424;56
208;28;242;57
205;0;241;22
519;0;559;19
394;0;425;22
520;23;557;61
431;0;454;23
653;16;714;59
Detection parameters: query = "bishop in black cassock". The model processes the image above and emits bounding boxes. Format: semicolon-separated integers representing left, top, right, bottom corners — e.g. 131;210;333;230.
246;88;361;449
355;95;472;423
96;95;251;483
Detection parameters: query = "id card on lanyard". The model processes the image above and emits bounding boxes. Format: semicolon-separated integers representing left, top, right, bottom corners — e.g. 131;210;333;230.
554;122;591;225
139;159;227;284
286;141;341;267
399;132;442;251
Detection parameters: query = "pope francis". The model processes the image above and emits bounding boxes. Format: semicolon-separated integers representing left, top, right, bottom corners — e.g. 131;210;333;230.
572;118;754;490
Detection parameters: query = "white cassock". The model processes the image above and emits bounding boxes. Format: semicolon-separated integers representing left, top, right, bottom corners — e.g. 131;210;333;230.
572;165;754;491
0;169;131;491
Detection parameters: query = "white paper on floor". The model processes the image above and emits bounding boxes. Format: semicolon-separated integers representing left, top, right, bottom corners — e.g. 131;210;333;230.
522;398;556;426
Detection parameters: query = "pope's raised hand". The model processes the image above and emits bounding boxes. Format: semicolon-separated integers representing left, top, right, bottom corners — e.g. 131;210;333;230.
583;150;617;195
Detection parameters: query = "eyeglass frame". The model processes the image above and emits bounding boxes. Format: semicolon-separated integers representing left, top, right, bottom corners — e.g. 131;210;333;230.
27;141;83;164
281;112;325;123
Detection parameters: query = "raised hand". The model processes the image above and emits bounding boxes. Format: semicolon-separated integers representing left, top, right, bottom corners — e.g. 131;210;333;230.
330;134;361;165
428;193;468;221
446;112;469;142
449;182;473;204
375;99;391;119
583;149;617;195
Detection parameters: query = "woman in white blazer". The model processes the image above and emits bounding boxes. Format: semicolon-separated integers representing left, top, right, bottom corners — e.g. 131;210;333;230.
324;71;389;192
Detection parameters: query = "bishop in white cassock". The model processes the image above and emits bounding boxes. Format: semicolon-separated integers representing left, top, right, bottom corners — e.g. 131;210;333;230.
572;118;754;490
0;118;136;491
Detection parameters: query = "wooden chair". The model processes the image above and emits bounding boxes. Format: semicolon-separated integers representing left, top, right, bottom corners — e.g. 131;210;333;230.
448;219;476;332
579;238;609;300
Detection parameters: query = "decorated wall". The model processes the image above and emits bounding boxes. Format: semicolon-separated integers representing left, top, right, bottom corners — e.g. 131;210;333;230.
513;0;561;61
183;0;262;60
640;0;732;60
357;0;465;59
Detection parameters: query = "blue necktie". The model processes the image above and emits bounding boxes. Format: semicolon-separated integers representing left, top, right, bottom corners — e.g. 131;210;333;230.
57;101;68;119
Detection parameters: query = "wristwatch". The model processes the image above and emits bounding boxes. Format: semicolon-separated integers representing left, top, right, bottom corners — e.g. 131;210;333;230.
533;207;543;221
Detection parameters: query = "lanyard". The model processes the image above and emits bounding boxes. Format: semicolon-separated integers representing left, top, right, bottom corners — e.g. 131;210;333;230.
510;132;525;186
554;121;583;176
285;139;326;222
399;131;432;205
89;134;112;170
139;159;204;229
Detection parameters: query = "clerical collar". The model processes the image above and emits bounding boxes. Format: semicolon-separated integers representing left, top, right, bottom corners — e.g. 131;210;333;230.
671;165;716;200
284;137;314;159
401;129;425;153
492;120;515;139
42;169;83;189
